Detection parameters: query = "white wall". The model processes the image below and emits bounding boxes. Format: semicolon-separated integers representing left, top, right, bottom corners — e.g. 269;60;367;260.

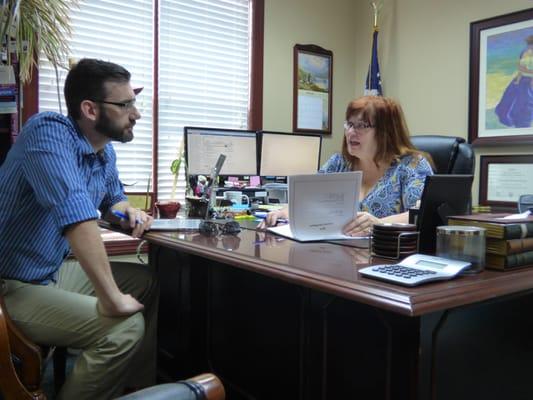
263;0;358;161
263;0;533;205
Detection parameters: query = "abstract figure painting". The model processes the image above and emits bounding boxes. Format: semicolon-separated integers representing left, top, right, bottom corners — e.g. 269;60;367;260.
469;8;533;145
494;34;533;128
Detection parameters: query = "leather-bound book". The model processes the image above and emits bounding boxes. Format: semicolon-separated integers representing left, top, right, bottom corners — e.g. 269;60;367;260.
447;214;533;240
486;237;533;255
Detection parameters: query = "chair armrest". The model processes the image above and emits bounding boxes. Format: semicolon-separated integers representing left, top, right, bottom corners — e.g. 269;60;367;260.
186;373;225;400
116;373;225;400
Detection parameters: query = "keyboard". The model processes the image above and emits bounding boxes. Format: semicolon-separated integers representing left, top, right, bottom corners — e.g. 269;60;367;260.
150;218;202;231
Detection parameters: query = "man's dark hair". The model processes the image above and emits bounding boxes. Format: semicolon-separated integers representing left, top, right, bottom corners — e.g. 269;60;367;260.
64;58;131;119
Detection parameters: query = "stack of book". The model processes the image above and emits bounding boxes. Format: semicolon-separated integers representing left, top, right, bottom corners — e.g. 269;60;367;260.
447;213;533;270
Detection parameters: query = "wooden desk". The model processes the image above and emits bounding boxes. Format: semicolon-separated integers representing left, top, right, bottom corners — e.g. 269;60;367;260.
141;227;533;400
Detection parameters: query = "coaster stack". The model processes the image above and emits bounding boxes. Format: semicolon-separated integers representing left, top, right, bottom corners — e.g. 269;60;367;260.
371;223;419;259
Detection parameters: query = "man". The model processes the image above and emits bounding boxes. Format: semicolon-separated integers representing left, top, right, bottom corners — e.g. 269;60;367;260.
0;59;157;399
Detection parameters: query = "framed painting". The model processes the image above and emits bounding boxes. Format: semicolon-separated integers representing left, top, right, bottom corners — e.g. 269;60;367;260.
468;8;533;146
293;44;333;134
479;155;533;208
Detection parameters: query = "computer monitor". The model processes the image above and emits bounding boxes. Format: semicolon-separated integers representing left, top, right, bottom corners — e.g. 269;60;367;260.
259;131;322;179
417;174;474;254
185;126;258;177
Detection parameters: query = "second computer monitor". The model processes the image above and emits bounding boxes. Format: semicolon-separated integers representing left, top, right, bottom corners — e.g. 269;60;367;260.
260;131;322;178
185;126;258;177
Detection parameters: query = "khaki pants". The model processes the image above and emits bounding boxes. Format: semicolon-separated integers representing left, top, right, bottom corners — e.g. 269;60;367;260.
3;261;159;400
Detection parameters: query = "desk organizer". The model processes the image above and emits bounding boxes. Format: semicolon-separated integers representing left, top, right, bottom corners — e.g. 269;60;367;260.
371;223;419;260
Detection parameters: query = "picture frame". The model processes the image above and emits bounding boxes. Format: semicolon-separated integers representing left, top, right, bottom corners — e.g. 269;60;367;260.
293;44;333;134
479;155;533;208
468;8;533;146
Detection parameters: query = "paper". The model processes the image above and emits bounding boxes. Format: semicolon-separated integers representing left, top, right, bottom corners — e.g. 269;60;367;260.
150;218;202;231
249;175;261;187
267;172;362;242
487;163;533;203
499;210;532;220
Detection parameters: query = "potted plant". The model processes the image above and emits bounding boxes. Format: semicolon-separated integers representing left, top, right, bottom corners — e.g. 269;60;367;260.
155;141;184;219
1;0;79;84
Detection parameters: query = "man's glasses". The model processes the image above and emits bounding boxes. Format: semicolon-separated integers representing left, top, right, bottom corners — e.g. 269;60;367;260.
343;120;374;131
93;98;137;111
199;220;241;236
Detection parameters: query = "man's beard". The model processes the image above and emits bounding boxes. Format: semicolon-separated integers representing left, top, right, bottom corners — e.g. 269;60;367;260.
95;109;134;143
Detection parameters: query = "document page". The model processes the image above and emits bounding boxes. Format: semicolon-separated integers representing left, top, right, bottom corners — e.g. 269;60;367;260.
268;172;362;242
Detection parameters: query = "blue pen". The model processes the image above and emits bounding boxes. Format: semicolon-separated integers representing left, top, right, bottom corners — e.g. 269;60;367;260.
112;209;143;225
253;212;288;223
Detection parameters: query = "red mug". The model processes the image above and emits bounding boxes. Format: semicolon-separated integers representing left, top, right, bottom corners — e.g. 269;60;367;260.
155;201;180;219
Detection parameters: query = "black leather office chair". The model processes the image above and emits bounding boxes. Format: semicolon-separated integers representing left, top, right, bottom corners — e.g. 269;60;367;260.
410;135;475;175
518;194;533;213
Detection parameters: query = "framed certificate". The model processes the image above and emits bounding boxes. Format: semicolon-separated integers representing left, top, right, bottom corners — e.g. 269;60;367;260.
293;44;333;134
479;155;533;208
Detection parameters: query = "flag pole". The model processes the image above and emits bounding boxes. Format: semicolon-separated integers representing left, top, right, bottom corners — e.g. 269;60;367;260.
365;1;383;96
371;1;380;29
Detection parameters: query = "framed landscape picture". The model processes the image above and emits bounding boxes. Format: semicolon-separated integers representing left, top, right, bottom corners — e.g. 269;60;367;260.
293;44;333;134
468;8;533;145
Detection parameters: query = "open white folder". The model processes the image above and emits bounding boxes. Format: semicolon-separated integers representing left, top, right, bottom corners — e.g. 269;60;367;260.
267;171;362;242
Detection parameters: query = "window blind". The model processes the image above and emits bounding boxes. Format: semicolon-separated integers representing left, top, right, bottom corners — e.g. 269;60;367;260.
158;0;250;201
38;0;251;204
38;0;154;193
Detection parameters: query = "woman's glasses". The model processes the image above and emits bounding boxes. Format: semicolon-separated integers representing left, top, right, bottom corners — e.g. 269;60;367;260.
343;120;374;131
199;220;241;236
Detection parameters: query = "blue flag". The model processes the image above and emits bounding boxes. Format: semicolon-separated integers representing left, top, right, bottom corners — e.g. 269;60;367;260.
365;29;383;95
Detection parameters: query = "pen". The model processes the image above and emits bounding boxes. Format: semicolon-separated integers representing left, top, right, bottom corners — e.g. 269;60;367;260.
253;212;288;223
112;209;143;225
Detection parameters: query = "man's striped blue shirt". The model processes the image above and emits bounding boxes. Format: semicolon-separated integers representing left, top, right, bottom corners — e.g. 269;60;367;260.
0;112;127;283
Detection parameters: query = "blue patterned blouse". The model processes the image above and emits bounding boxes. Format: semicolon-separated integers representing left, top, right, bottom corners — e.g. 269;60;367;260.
319;153;433;218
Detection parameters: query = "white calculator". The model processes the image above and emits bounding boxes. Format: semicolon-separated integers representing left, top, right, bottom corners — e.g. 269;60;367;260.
359;254;472;286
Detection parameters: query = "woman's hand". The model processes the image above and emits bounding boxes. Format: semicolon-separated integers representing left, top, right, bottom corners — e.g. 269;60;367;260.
342;211;380;237
257;208;289;230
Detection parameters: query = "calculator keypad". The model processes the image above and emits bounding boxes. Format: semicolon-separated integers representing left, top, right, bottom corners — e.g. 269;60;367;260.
372;265;437;280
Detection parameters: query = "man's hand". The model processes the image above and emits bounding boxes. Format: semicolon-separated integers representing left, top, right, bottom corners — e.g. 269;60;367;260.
66;219;146;318
118;206;153;238
96;293;145;317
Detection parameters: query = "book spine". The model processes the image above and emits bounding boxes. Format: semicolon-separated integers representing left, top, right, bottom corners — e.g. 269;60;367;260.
503;224;533;240
507;238;533;255
448;219;533;240
506;251;533;267
487;250;533;269
486;238;533;255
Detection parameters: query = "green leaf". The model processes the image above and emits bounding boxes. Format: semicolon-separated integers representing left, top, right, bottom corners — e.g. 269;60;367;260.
170;159;181;175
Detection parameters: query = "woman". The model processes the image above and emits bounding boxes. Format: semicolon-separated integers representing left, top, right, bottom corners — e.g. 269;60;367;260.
259;96;434;236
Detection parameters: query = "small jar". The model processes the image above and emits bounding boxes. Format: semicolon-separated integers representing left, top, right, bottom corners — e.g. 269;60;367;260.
436;226;486;274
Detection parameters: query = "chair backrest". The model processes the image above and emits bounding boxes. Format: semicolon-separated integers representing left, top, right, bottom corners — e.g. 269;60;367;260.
410;135;475;175
518;194;533;213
